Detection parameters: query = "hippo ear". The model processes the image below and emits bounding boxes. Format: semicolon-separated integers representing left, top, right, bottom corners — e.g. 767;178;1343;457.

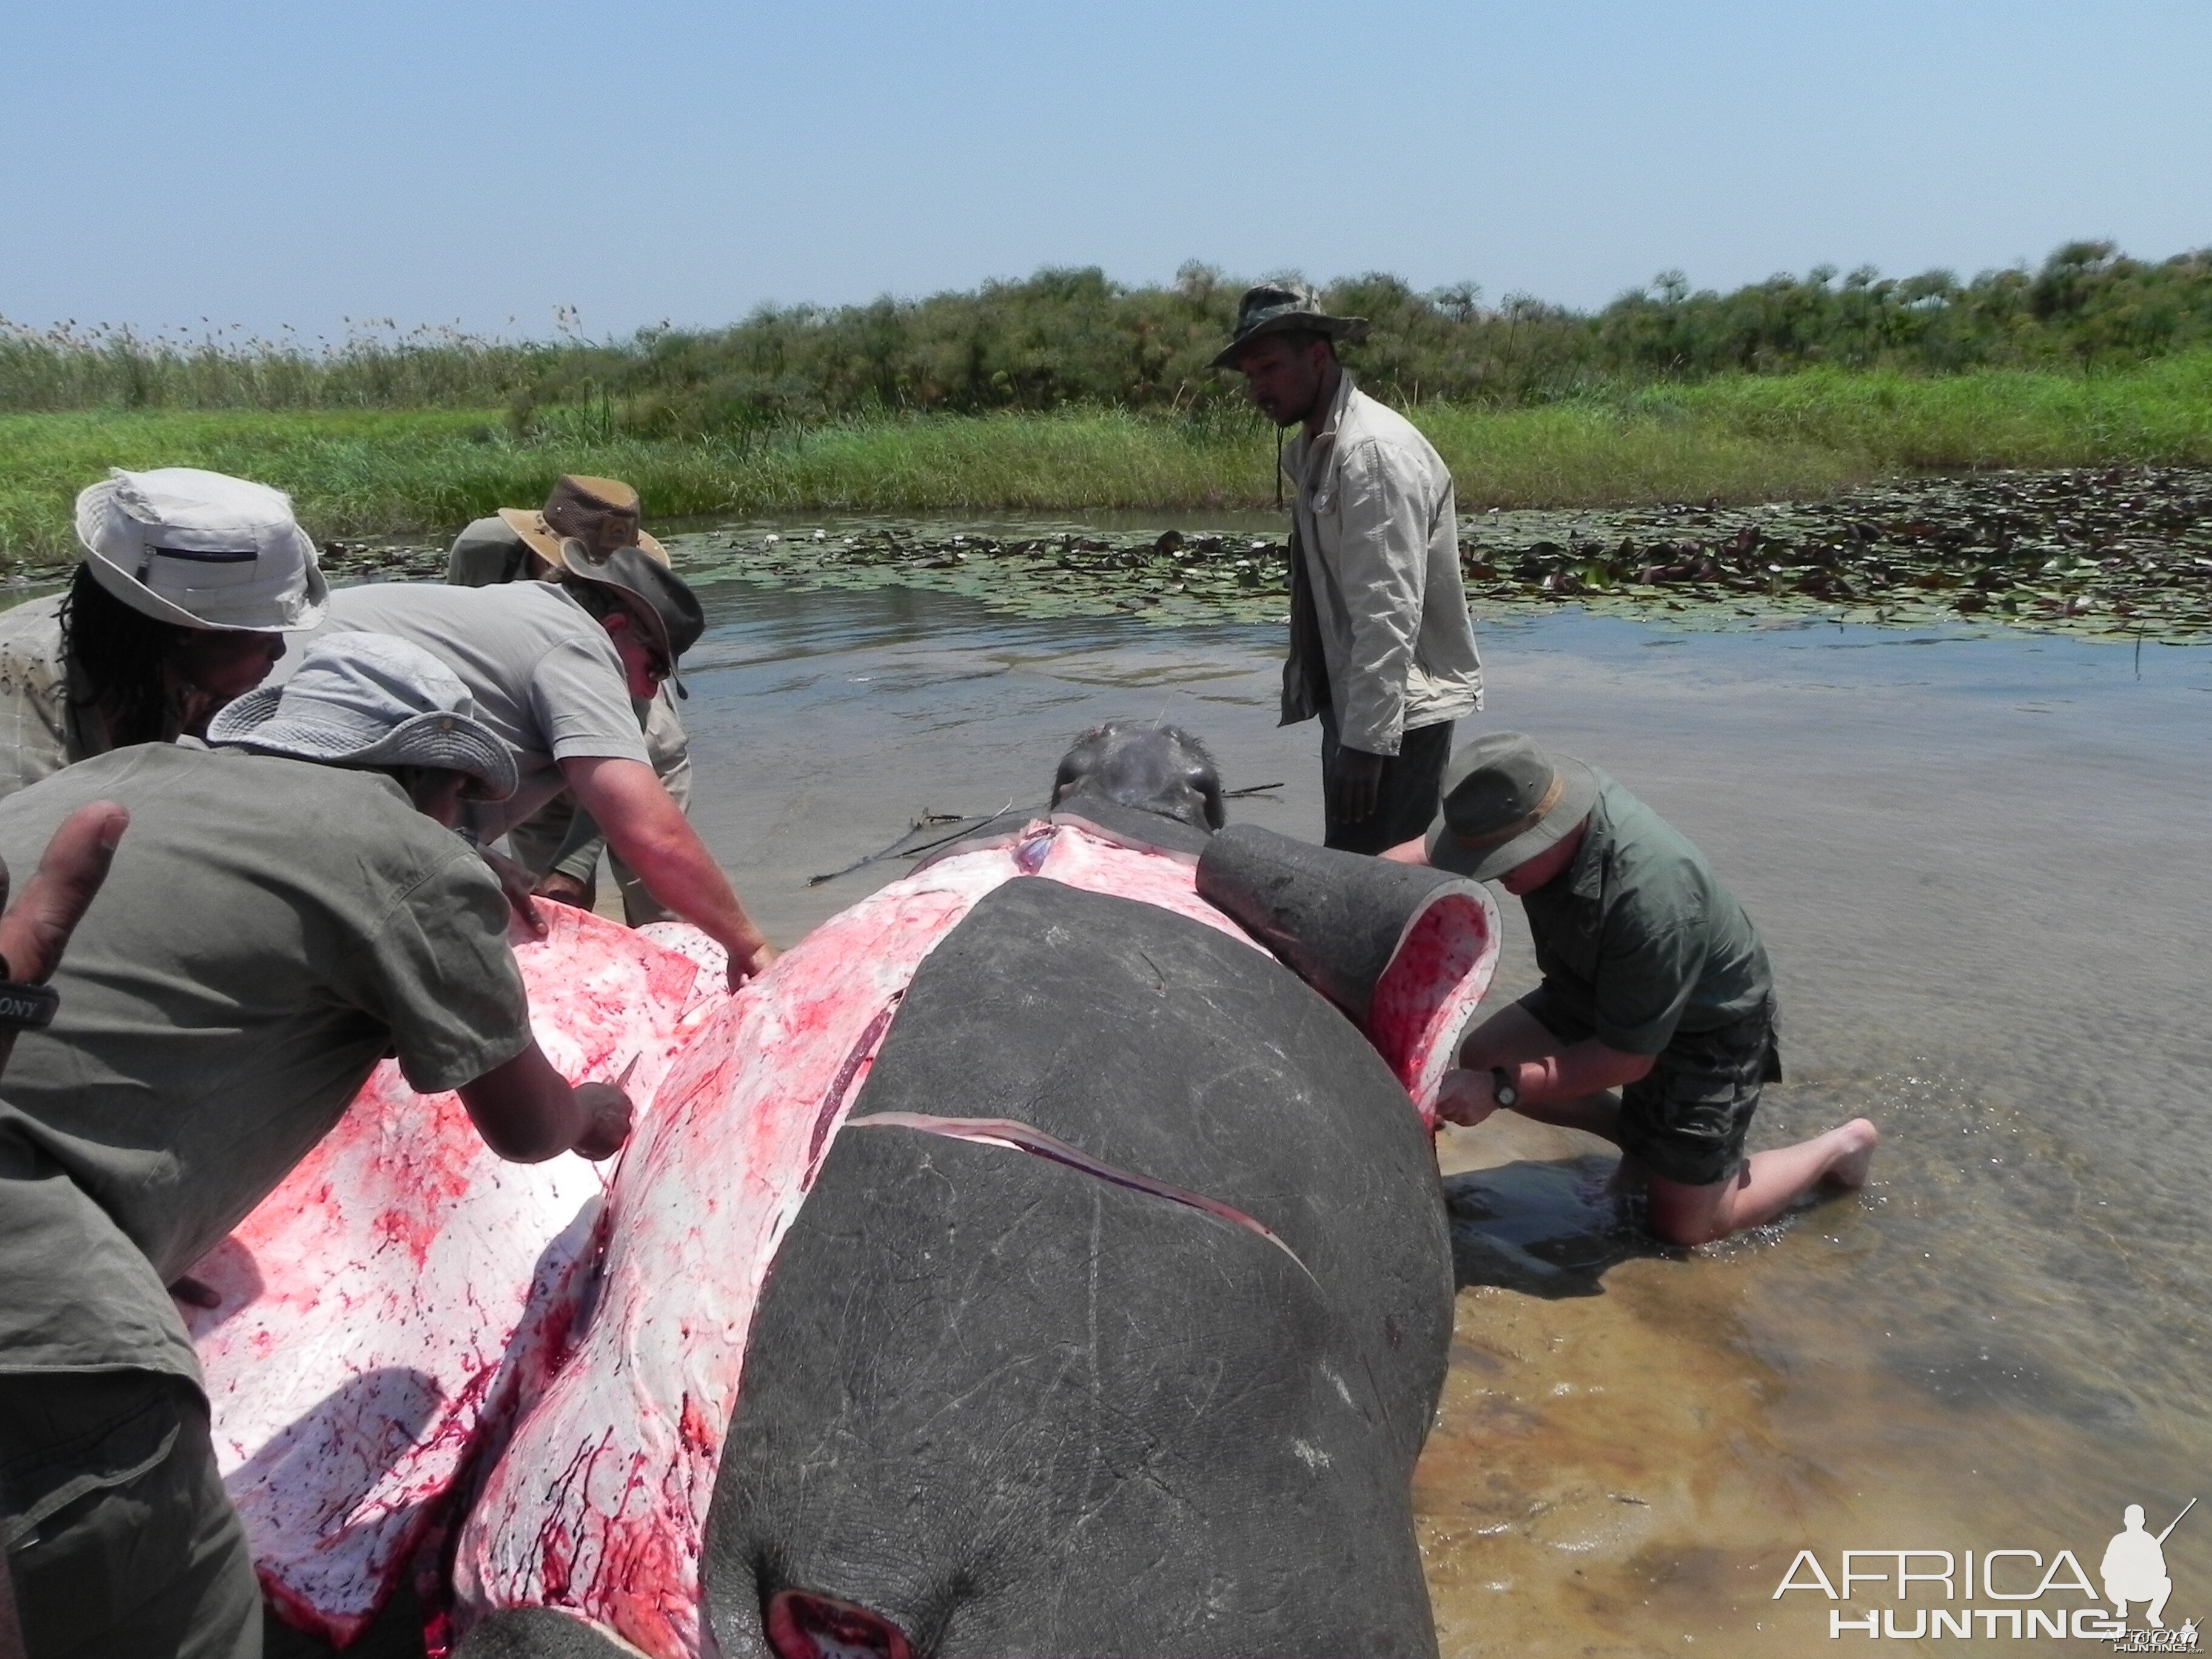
1186;762;1226;830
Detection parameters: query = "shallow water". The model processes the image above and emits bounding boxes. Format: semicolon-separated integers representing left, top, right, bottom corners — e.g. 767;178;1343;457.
674;579;2212;1654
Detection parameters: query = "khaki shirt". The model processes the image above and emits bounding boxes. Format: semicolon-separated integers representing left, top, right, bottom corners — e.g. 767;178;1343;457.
1280;375;1483;756
0;594;109;804
1521;772;1773;1054
0;745;532;1386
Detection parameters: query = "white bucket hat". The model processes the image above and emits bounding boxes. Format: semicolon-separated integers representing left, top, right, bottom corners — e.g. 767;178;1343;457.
207;632;518;800
75;466;329;632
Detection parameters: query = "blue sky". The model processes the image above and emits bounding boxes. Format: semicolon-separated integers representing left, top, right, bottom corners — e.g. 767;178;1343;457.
4;0;2205;341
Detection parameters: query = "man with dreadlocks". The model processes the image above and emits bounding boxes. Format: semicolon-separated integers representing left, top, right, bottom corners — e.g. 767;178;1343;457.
0;468;327;802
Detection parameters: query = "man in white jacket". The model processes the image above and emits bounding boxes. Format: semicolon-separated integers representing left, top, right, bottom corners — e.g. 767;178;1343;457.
1216;284;1483;853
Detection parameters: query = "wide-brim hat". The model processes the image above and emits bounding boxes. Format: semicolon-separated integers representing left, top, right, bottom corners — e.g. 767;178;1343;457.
1210;283;1370;370
207;632;517;800
1424;731;1598;883
498;474;667;574
76;467;329;632
556;538;705;682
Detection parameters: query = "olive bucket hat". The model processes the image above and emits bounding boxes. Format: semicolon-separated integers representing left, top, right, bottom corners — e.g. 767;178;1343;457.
1210;282;1371;370
208;632;518;800
75;467;328;632
1424;731;1598;883
556;538;705;695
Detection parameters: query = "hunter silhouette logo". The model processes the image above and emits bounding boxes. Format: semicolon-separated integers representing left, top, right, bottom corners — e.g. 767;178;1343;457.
1772;1496;2197;1644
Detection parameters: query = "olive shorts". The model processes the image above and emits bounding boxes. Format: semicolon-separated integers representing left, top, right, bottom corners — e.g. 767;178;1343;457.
1520;985;1782;1188
0;1370;260;1659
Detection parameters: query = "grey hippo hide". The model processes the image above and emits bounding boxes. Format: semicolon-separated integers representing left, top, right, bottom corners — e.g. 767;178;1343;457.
460;723;1457;1659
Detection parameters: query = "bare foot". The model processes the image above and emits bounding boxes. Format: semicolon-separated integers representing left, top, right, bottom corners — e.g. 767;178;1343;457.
1822;1119;1881;1189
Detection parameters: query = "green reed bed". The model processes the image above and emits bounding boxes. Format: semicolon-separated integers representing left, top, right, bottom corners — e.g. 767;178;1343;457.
4;357;2209;568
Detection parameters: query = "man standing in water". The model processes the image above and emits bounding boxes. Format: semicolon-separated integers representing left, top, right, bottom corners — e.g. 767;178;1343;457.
1216;284;1483;853
1394;731;1879;1246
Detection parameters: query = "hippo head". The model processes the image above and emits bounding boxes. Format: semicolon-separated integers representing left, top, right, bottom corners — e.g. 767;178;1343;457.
1050;722;1225;831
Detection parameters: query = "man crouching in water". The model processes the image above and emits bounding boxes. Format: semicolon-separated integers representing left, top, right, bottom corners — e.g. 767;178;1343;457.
0;634;629;1659
1390;731;1878;1247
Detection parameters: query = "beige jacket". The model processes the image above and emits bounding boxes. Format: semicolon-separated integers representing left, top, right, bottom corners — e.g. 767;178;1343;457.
1280;375;1482;755
0;595;107;803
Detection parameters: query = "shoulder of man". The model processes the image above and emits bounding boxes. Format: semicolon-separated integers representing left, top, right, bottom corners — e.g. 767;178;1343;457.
448;517;537;588
1587;774;1735;924
0;593;65;664
1326;404;1447;504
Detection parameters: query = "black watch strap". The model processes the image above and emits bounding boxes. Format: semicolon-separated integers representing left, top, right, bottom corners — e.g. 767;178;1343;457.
1490;1065;1518;1109
0;980;58;1031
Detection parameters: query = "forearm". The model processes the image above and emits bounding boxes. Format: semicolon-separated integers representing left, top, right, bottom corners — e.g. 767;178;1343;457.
568;757;768;960
1472;1036;1655;1107
609;813;765;957
456;1044;586;1162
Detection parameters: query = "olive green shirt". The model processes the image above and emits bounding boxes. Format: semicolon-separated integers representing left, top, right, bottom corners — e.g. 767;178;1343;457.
1520;771;1772;1054
0;745;532;1386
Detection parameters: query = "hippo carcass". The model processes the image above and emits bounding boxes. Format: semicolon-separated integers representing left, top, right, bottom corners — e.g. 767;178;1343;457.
454;725;1499;1658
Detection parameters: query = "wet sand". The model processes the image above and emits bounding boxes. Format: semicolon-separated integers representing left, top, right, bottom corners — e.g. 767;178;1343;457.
677;582;2212;1654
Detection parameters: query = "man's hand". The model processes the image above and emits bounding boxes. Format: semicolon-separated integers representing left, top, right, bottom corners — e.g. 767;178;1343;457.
458;1044;633;1162
1435;1067;1501;1128
0;800;129;1076
1330;746;1387;825
479;848;549;937
533;870;594;909
569;1081;632;1160
0;800;129;986
729;940;780;990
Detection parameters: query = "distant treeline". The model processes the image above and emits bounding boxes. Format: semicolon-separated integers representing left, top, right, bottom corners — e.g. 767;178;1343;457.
6;240;2208;435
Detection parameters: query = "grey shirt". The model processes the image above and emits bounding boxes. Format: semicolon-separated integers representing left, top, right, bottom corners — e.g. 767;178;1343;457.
1521;771;1772;1054
0;745;532;1385
310;581;650;839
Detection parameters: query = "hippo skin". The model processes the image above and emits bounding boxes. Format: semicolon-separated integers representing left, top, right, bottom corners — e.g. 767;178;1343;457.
449;811;1497;1659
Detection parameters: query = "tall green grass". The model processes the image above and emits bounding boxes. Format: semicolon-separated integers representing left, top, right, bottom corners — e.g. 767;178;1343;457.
4;355;2206;565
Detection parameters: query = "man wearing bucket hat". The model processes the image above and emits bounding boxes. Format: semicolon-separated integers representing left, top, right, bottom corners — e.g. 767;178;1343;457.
445;475;693;925
0;633;632;1659
0;467;329;802
1396;731;1879;1247
306;542;779;986
1214;284;1483;854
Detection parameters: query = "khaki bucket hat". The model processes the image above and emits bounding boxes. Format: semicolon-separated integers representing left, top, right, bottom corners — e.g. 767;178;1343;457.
1210;283;1370;370
1424;731;1598;883
498;475;668;573
75;467;329;632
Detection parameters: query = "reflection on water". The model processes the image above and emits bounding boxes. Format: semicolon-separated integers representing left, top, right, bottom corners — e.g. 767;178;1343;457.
677;578;2212;1654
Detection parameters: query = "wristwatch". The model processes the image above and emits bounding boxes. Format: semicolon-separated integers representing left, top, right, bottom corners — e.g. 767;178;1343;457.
1490;1066;1519;1109
0;980;59;1031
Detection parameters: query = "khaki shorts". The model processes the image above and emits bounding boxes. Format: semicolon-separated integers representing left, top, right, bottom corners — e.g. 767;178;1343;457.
0;1369;260;1659
1520;985;1781;1188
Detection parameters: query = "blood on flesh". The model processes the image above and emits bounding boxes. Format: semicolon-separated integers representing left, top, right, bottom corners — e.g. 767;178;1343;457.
187;905;707;1644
